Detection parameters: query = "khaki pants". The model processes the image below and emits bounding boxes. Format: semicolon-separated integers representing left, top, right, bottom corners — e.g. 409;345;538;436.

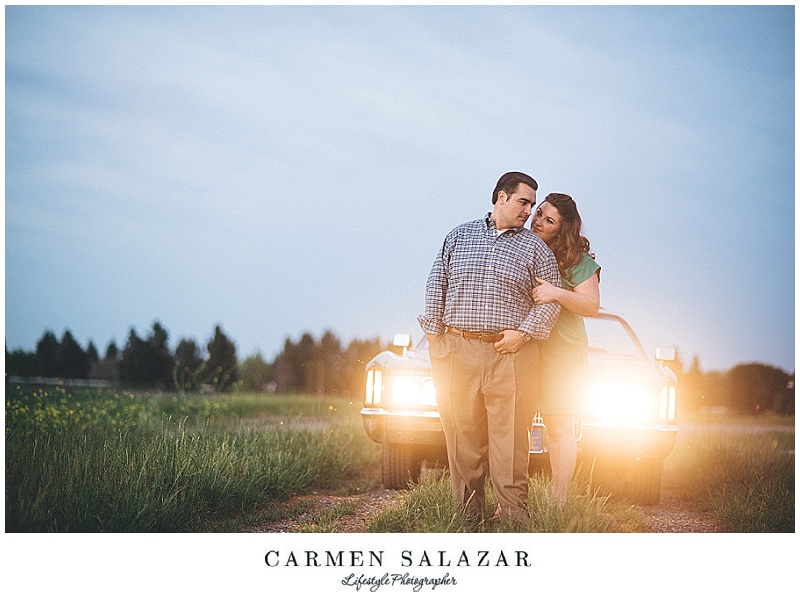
428;333;539;521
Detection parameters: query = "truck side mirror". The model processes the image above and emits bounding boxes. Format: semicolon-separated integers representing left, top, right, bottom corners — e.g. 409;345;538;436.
391;333;412;355
655;347;676;362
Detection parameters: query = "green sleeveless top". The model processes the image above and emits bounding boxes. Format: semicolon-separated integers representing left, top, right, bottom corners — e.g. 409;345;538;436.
537;252;601;414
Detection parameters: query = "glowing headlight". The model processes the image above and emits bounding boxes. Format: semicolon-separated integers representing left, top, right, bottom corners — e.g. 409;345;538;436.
365;369;383;405
587;383;656;423
660;385;676;420
391;376;437;407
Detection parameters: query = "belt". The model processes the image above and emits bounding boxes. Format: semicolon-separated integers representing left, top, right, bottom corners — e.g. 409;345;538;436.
445;326;504;343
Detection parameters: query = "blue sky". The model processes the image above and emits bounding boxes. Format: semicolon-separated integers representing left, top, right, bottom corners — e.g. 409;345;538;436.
4;4;795;373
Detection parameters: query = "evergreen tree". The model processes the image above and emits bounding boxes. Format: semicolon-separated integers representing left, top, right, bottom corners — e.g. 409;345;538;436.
119;324;172;388
36;331;61;377
105;341;119;361
173;338;206;392
315;330;343;395
206;325;238;391
61;330;90;379
271;339;298;393
295;332;316;393
175;338;204;371
147;321;173;388
86;341;100;363
119;328;147;387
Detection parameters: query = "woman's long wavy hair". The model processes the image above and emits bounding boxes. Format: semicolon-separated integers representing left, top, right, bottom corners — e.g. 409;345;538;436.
539;193;593;276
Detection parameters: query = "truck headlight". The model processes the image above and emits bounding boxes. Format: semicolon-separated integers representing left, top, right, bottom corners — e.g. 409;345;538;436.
365;368;383;405
587;382;656;423
391;376;437;407
659;385;676;420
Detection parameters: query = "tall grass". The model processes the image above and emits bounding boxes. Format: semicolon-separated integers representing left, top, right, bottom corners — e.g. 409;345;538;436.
8;384;793;533
368;468;621;533
5;385;379;532
666;428;794;533
369;419;795;534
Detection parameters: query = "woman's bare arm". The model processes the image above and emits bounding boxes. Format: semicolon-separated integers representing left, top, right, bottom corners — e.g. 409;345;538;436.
533;274;600;317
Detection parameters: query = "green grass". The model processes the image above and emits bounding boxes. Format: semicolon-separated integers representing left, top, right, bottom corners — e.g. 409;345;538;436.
5;384;379;532
665;424;794;533
369;414;795;534
368;468;622;533
6;384;793;533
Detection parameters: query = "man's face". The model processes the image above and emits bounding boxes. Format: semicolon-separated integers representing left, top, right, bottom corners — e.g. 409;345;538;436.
493;183;536;230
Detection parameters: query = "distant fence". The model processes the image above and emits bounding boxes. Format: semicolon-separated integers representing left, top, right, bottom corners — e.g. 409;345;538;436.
7;376;112;388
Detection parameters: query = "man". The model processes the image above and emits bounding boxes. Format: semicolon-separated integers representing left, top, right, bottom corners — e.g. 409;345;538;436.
418;171;561;523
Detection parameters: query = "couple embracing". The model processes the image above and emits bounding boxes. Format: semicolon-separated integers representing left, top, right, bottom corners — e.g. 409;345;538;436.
418;171;600;524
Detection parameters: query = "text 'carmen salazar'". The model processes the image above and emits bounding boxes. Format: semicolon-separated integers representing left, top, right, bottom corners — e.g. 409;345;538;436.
264;549;532;568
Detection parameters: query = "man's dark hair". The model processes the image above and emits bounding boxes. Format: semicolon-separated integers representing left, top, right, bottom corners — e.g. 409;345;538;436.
491;171;538;204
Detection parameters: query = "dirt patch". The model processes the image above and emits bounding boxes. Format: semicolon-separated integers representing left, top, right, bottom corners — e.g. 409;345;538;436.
633;489;728;533
247;485;727;533
247;488;402;533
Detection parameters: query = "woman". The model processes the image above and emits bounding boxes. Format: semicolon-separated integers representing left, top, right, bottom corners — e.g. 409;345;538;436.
531;193;600;503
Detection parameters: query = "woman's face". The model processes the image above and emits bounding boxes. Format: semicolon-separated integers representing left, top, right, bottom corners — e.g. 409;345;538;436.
531;201;562;245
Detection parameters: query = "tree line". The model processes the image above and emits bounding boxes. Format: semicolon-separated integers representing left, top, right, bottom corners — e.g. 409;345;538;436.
5;321;385;397
5;324;794;414
676;354;794;416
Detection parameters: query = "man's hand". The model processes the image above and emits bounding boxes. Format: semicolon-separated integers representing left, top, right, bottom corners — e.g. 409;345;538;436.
532;277;562;304
494;330;526;354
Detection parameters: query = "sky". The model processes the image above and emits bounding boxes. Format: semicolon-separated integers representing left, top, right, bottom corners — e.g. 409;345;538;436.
4;4;795;374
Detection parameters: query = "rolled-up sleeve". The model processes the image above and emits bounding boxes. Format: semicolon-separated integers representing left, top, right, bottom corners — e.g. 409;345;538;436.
417;232;454;335
519;241;562;339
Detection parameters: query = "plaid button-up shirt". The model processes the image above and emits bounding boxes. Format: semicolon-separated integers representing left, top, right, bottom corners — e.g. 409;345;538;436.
418;214;562;339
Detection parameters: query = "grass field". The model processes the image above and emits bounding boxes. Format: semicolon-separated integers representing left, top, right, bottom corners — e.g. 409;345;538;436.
5;384;379;532
370;411;794;533
663;420;794;532
5;384;794;533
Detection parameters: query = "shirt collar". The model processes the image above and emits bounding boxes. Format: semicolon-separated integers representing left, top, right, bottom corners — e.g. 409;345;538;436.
485;212;524;235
